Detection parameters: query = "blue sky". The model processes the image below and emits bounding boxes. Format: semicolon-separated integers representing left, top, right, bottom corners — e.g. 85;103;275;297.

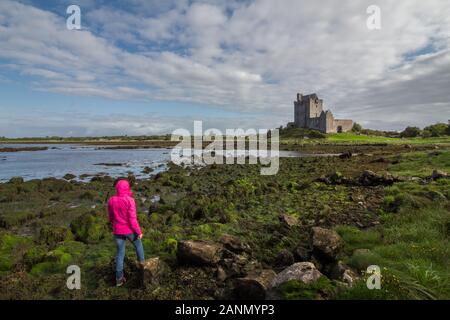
0;0;449;137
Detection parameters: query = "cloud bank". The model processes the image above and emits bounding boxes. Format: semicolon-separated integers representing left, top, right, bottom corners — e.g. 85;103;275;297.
0;0;449;135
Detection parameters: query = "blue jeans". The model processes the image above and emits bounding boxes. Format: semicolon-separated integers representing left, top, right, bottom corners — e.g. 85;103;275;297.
114;233;145;280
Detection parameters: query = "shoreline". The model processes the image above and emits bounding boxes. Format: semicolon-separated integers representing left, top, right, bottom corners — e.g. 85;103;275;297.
0;143;449;299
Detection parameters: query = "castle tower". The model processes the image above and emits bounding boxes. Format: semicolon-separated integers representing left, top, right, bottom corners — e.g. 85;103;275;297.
294;93;305;127
292;93;353;133
294;93;323;128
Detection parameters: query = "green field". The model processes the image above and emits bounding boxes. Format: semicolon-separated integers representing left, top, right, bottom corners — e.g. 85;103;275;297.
278;128;450;147
326;133;450;145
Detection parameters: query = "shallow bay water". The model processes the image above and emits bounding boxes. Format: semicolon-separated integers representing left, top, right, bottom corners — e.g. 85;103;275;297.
0;144;329;182
0;144;171;182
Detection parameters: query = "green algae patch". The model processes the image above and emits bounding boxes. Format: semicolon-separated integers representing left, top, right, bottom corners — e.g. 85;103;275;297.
0;232;33;273
30;240;86;276
275;277;335;300
82;242;115;269
191;223;228;240
163;237;178;255
22;245;47;271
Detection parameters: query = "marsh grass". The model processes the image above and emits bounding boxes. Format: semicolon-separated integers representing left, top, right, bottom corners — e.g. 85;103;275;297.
388;150;450;177
336;150;450;299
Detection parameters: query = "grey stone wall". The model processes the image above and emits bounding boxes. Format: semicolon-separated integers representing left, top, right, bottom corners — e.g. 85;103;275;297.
333;119;353;133
292;93;353;133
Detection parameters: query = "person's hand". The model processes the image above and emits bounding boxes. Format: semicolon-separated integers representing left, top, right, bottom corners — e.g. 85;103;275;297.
138;233;143;239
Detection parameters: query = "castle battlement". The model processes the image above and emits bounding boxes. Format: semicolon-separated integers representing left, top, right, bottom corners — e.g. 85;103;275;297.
291;93;353;133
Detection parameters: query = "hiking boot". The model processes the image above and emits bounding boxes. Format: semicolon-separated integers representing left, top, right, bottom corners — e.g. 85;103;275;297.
138;261;145;288
116;276;126;287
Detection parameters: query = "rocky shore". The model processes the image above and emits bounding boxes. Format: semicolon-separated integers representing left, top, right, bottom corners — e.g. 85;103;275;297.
0;144;449;299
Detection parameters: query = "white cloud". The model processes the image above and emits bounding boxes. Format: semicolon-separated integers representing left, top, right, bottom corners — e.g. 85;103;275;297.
0;0;449;134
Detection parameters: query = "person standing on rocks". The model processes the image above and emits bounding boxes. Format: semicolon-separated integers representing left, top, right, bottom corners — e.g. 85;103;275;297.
108;179;144;287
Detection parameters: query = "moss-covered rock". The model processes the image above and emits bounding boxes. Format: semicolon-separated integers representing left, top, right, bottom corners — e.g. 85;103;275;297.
23;245;48;270
0;233;33;273
70;211;109;244
273;277;335;300
39;225;74;247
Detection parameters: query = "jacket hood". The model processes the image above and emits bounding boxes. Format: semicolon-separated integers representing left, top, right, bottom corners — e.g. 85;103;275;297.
115;179;133;197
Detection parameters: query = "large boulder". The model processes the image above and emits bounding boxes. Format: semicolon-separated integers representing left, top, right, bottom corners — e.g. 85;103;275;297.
219;234;251;253
141;257;168;286
221;252;262;278
269;262;323;290
177;240;222;266
311;227;342;262
234;269;277;299
39;225;74;247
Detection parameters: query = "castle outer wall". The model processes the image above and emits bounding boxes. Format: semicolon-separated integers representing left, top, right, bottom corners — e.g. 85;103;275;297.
333;119;353;133
293;93;353;133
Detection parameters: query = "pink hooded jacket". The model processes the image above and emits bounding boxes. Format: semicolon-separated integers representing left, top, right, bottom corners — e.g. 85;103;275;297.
108;180;142;235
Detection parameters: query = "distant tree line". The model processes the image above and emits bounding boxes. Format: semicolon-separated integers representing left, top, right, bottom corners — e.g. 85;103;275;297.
2;123;449;141
351;122;401;137
351;122;450;138
399;123;450;138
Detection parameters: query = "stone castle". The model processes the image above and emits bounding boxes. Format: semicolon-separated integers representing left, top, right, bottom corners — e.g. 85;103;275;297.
288;93;353;133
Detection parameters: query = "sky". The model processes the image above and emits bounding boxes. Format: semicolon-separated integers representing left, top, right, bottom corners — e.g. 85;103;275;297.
0;0;449;137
